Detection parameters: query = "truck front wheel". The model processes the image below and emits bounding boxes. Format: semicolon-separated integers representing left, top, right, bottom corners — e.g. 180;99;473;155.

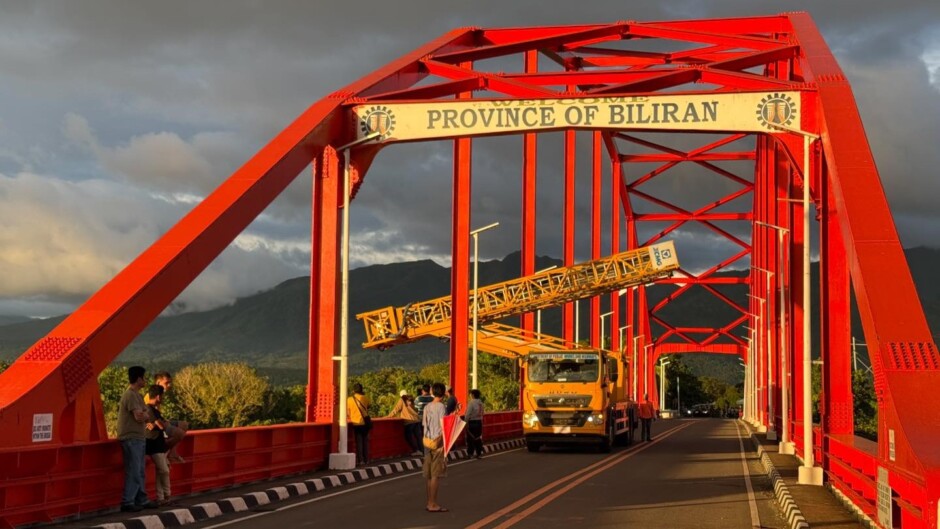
526;440;541;452
599;424;614;453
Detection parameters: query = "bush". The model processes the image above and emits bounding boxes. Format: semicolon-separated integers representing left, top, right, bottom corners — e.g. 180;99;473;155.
98;365;131;438
173;362;269;428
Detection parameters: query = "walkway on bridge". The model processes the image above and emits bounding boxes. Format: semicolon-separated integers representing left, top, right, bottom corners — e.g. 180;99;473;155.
57;420;867;529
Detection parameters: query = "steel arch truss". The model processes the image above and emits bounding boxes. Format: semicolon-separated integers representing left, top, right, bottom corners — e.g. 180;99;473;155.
0;13;937;528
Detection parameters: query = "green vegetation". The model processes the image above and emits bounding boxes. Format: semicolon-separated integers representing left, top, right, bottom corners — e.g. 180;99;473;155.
1;353;881;441
95;355;517;436
810;364;877;440
352;354;519;417
98;363;307;436
852;371;878;439
172;363;270;428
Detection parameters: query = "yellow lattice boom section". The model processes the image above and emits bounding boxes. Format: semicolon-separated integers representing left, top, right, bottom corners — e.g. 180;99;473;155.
439;322;596;360
357;241;678;349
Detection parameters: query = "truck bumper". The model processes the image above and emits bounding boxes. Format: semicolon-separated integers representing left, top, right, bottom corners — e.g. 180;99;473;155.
524;432;605;445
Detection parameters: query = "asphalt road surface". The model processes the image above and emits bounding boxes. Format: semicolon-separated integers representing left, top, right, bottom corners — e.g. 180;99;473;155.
187;419;785;529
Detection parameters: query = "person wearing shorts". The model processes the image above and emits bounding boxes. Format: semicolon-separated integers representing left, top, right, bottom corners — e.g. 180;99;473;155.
422;382;448;513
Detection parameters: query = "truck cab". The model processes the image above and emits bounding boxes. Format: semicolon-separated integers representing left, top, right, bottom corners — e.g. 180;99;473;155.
522;349;634;452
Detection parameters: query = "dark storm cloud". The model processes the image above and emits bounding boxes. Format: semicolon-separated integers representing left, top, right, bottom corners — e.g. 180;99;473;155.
0;1;937;315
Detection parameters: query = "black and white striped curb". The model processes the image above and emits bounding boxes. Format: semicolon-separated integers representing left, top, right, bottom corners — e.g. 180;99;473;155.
744;425;808;529
91;438;524;529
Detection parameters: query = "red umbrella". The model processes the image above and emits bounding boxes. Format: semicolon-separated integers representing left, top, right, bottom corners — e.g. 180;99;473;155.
441;414;466;456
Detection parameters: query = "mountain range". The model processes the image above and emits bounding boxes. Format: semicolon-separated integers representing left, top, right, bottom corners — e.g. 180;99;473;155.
1;247;938;385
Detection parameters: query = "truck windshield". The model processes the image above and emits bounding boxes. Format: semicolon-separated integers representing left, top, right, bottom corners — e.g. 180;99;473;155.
527;353;600;383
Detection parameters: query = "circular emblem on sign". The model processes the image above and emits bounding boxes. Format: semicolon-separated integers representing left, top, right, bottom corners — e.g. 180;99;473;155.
755;93;796;129
359;105;396;139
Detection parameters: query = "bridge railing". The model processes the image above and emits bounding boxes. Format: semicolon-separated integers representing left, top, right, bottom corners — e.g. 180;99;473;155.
0;411;522;527
788;423;930;527
826;434;878;521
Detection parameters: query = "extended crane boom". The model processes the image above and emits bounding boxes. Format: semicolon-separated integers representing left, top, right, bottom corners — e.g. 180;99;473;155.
358;241;679;349
451;322;599;360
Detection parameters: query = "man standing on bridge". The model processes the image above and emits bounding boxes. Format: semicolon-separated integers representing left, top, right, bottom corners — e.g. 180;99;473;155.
422;382;448;513
118;366;155;512
638;394;655;442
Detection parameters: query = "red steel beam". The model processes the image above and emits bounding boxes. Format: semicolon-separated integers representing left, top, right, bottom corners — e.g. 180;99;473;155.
0;27;478;449
435;24;627;64
520;50;538;333
450;61;473;403
790;14;940;523
563;128;576;342
307;147;340;423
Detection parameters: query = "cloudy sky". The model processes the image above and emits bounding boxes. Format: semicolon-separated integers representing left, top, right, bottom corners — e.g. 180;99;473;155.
0;1;937;317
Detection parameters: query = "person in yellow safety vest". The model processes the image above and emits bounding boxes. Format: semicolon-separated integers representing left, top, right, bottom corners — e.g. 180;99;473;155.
638;394;656;442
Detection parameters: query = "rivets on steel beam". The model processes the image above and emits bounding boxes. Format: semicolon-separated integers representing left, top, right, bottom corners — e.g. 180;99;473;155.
22;337;82;362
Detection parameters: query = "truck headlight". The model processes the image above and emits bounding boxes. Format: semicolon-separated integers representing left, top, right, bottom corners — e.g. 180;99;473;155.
523;411;540;427
586;413;604;423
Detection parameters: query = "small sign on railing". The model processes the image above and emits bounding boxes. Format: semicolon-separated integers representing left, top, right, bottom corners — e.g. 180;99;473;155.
878;466;893;529
889;429;896;461
31;413;52;443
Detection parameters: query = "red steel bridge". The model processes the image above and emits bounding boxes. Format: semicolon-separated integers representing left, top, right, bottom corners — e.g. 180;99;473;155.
0;12;937;529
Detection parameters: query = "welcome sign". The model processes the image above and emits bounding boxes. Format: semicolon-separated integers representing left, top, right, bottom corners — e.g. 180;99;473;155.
353;92;801;143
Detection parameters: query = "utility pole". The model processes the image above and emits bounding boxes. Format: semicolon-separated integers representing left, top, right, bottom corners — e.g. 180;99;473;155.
677;376;681;415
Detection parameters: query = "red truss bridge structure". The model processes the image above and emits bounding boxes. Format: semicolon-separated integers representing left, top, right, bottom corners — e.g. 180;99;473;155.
0;12;937;529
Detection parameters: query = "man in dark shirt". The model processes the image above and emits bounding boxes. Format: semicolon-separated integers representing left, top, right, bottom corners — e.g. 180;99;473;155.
145;385;171;505
444;386;459;415
414;384;434;417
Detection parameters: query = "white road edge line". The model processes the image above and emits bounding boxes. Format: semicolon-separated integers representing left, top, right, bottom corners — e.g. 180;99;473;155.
200;448;524;529
735;421;762;529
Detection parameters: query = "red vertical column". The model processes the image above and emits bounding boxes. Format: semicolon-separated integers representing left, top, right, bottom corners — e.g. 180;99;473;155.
790;140;807;453
638;286;649;399
520;50;537;333
777;142;794;443
451;64;473;405
820;161;853;442
624;142;638;399
650;351;660;410
519;51;538;406
563;129;576;342
768;59;785;435
609;159;621;352
590;132;602;347
766;138;780;435
754;137;766;427
451;134;472;405
759;136;772;428
307;147;341;423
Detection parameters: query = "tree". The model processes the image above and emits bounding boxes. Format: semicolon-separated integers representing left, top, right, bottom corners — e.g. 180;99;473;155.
260;384;307;425
99;365;130;438
716;385;742;413
351;366;424;416
700;376;728;404
478;353;519;411
853;370;877;440
173;362;269;428
418;363;449;388
664;357;705;410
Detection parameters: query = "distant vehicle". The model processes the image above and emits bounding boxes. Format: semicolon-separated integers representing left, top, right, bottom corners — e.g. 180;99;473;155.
689;404;728;417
